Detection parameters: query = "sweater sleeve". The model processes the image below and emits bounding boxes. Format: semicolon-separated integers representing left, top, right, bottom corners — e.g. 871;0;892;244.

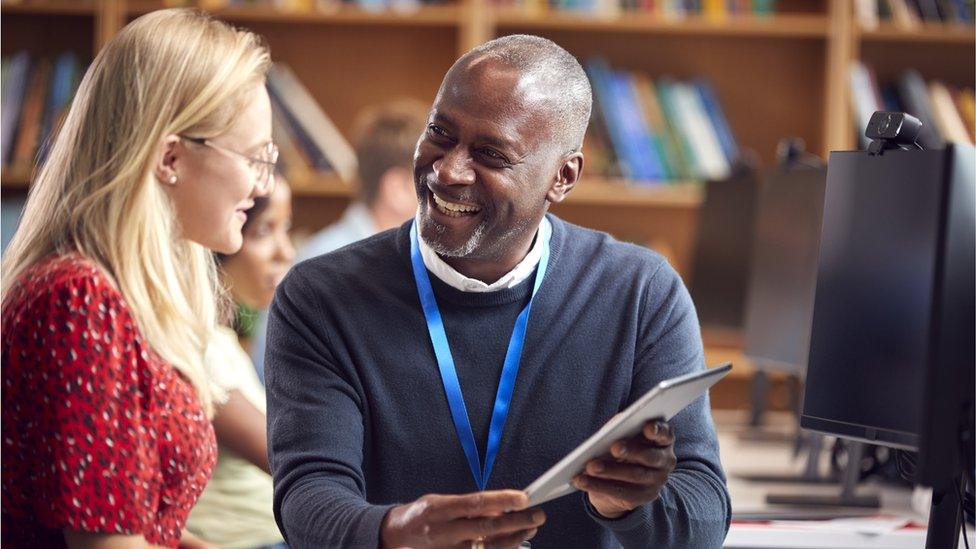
265;265;395;548
583;260;731;549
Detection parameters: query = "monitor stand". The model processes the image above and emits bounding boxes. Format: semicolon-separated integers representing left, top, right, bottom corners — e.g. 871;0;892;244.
737;368;837;485
765;441;881;508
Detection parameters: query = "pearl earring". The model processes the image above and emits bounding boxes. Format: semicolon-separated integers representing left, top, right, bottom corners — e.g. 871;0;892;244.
167;174;178;185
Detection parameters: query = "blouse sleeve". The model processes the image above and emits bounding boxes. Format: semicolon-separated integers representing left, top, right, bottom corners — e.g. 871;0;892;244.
7;272;160;535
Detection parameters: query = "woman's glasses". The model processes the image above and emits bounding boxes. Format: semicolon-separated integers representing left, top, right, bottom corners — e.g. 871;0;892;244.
180;136;279;195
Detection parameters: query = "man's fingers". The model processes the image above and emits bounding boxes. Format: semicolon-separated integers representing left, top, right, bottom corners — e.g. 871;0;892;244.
426;490;530;521
585;459;666;485
573;474;661;504
485;527;538;549
436;509;544;545
608;441;676;470
641;420;674;446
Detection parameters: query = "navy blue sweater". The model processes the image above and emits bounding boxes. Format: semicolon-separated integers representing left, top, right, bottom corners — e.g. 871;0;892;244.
266;215;731;548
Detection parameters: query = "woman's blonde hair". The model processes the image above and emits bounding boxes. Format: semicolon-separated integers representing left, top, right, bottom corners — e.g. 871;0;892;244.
1;8;271;415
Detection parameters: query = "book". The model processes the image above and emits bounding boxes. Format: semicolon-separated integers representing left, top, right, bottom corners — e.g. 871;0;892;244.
625;72;672;181
898;69;945;149
12;59;51;169
928;81;972;143
266;63;357;182
610;70;665;181
631;72;686;180
38;52;79;162
1;52;31;166
694;79;738;167
850;61;883;148
953;88;976;142
672;81;729;180
656;77;704;179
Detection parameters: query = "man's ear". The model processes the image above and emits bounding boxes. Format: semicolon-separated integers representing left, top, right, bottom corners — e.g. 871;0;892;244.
547;152;584;204
153;134;182;186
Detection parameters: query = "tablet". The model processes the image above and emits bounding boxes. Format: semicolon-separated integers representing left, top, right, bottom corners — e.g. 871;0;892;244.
524;362;732;507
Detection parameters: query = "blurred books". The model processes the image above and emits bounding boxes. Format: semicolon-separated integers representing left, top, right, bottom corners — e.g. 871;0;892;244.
854;0;974;30
585;59;740;183
1;51;83;172
850;61;975;149
266;62;357;184
488;0;777;18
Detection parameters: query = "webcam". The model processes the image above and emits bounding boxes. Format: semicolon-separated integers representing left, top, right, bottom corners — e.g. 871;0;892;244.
865;111;923;155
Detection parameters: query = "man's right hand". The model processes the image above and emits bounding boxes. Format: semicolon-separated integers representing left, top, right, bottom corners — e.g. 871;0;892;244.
380;490;545;549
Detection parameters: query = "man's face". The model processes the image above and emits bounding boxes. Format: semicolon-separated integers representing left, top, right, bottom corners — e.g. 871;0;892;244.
413;58;561;262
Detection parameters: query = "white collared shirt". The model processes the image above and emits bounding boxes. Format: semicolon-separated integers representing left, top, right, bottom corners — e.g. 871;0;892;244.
417;216;552;293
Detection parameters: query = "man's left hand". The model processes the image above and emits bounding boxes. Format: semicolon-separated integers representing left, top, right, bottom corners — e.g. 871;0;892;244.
572;420;676;519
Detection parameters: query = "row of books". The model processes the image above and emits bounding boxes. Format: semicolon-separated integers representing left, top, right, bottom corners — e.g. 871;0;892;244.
584;60;739;183
164;0;448;11
850;61;976;149
266;63;357;183
854;0;975;29
488;0;776;16
1;52;83;171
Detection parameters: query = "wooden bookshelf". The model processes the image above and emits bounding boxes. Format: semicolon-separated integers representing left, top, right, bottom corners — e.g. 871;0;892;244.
290;171;703;208
127;2;463;26
493;10;830;38
2;0;973;282
858;22;976;44
0;0;98;15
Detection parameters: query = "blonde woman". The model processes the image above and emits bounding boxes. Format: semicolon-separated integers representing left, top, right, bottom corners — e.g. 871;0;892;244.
1;8;274;549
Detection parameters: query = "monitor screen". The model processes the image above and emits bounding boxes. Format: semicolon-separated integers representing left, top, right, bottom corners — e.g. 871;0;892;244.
743;167;826;373
801;149;950;450
689;172;759;330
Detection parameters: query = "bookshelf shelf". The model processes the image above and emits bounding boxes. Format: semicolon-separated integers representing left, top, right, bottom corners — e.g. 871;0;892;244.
493;10;830;38
859;23;976;44
0;1;98;16
1;168;31;189
287;172;703;208
127;3;462;27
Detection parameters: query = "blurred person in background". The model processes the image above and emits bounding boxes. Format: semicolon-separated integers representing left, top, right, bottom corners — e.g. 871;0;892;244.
250;100;426;375
0;8;274;549
186;176;294;549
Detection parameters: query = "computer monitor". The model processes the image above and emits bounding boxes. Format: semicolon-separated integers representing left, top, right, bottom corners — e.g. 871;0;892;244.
800;143;974;547
743;166;826;375
689;171;759;331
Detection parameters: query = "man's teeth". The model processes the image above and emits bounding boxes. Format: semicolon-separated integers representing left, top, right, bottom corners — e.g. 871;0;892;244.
432;193;480;216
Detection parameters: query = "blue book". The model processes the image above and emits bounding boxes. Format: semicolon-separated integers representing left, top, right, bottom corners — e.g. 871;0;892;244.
612;71;664;181
1;52;31;166
586;59;635;180
38;52;79;162
693;79;739;166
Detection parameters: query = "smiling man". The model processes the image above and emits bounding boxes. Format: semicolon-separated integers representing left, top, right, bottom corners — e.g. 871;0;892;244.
266;35;730;549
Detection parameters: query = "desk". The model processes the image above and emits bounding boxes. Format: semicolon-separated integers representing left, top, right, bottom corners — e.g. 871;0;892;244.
716;412;975;548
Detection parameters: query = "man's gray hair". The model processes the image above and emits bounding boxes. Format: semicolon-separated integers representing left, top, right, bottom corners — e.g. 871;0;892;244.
462;34;592;153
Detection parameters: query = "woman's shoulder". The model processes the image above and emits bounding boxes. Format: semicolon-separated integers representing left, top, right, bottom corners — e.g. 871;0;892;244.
6;253;121;308
2;253;135;345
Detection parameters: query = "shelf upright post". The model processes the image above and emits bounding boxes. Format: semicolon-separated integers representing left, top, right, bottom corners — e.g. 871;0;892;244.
823;0;856;157
96;0;125;52
459;0;493;55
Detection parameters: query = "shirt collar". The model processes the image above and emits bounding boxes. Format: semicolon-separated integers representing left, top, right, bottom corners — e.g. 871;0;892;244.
416;216;551;293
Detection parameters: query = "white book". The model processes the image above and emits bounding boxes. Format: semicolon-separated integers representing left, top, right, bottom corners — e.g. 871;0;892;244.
673;82;729;181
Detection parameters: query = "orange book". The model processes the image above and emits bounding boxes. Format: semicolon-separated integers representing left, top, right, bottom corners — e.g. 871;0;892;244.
11;59;51;169
953;88;976;143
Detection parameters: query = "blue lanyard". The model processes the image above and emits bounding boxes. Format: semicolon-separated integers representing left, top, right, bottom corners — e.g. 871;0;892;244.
409;220;550;491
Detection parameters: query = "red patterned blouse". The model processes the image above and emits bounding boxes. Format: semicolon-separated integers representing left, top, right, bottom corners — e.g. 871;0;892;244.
1;254;217;548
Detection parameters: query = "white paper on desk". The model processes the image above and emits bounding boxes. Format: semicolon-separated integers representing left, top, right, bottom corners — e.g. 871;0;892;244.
772;516;912;536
